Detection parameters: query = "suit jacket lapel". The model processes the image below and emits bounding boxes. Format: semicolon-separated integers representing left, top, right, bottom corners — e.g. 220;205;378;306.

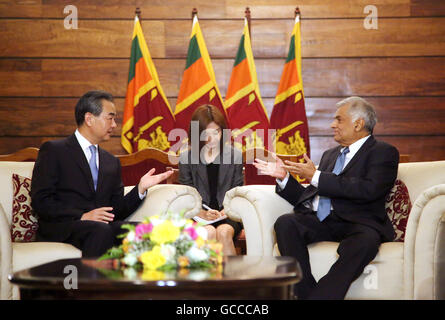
96;147;107;193
323;146;342;172
341;135;376;175
66;134;95;193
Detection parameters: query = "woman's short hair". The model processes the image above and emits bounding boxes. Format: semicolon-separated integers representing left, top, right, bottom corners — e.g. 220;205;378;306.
336;96;377;134
188;104;228;152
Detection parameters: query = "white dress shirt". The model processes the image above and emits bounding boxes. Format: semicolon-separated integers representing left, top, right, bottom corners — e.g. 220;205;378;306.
75;129;99;169
277;135;371;211
74;130;146;199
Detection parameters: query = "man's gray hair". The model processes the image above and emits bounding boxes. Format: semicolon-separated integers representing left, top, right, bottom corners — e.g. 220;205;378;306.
336;96;377;134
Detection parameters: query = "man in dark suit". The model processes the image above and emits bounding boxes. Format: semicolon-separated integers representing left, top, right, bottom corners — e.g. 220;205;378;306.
31;90;173;258
254;96;399;299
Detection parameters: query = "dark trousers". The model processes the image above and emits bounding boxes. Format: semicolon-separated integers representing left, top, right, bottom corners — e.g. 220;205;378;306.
274;212;381;300
66;220;136;258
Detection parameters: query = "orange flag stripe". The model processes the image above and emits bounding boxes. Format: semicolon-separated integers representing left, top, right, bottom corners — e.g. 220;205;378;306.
122;57;152;123
175;57;211;111
225;58;252;104
275;59;299;97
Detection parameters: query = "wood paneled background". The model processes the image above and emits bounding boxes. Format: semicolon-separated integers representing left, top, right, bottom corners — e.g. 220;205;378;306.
0;0;444;164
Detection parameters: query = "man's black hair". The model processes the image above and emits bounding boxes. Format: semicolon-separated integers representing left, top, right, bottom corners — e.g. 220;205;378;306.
74;90;114;126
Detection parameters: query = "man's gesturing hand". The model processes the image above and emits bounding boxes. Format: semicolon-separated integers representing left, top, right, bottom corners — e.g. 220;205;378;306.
81;207;114;224
282;154;317;181
253;153;287;180
138;168;174;195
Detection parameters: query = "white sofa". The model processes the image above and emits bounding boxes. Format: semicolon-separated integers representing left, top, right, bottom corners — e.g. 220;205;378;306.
224;160;445;299
0;161;202;300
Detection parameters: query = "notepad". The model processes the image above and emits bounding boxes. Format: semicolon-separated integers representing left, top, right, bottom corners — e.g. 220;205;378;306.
193;214;228;225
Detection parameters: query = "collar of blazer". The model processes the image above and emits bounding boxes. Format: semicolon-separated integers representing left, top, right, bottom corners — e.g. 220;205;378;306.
320;135;376;175
195;145;234;198
340;135;376;175
66;133;107;193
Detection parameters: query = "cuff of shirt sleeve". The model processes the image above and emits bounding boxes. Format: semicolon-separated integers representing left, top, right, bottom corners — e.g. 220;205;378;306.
276;172;290;190
138;190;147;200
311;170;321;188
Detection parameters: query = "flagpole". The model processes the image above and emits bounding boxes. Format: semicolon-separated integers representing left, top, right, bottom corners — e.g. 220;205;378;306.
245;7;251;37
295;6;300;24
135;7;141;20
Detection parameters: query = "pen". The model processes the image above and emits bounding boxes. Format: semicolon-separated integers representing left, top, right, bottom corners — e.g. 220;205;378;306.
202;203;212;210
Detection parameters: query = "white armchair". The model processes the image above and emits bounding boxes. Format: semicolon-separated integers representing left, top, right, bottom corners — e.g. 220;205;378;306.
223;160;445;299
0;160;202;300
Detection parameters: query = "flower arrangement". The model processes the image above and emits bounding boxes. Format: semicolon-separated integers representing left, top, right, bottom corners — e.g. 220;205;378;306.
99;212;223;272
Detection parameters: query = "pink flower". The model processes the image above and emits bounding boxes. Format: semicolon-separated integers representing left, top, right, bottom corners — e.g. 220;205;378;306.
135;223;153;239
184;227;198;240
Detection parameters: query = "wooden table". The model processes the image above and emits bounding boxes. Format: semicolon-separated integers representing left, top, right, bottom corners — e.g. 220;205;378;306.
9;256;301;300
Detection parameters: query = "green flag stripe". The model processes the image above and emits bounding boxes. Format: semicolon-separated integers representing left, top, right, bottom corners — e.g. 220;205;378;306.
185;35;202;69
128;36;144;83
233;34;247;67
285;35;296;63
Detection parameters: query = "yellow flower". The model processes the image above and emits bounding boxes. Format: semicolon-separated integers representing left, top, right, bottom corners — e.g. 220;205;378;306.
141;269;165;281
208;241;223;254
177;256;190;268
178;268;190;278
122;238;131;253
140;246;166;270
151;220;180;244
195;236;205;248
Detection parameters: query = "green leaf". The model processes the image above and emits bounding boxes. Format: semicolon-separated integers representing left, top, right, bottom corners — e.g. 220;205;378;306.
97;246;124;261
120;224;136;232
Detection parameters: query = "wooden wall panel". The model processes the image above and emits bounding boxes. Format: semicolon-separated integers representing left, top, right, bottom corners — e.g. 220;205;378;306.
2;18;445;58
0;58;444;98
0;0;444;162
5;0;441;19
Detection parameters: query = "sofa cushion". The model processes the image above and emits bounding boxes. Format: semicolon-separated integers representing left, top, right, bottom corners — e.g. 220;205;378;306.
12;242;82;272
307;241;404;299
385;179;412;242
11;174;38;242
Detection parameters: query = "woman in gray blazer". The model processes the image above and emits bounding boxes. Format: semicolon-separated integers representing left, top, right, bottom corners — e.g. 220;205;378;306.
179;105;244;255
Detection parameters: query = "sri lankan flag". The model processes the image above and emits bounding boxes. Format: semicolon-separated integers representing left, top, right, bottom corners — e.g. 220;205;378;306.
225;18;269;152
174;15;227;132
270;14;310;160
121;16;175;154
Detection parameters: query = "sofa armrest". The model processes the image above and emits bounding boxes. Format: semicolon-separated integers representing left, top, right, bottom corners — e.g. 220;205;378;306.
403;184;445;299
125;184;202;222
223;185;294;256
0;203;13;300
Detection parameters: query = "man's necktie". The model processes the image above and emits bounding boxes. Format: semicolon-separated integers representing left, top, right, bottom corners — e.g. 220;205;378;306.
88;145;98;190
316;147;350;221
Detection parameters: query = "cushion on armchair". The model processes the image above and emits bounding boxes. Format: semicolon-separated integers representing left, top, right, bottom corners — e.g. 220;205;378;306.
11;174;38;242
385;179;412;242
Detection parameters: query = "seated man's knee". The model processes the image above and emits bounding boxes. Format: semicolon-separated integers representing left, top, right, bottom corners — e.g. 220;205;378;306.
92;222;114;240
274;213;294;233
